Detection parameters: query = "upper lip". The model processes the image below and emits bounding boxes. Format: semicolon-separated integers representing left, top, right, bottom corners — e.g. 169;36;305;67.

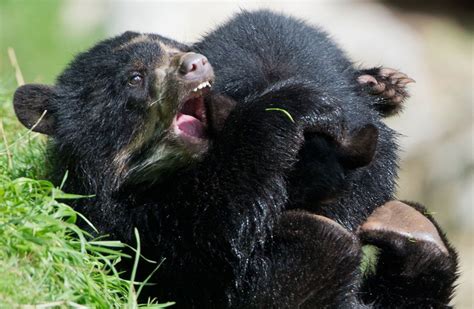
179;78;214;109
186;66;214;91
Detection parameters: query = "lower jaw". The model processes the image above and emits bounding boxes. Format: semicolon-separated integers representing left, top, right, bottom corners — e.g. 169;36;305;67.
124;139;208;186
173;113;207;139
176;135;210;157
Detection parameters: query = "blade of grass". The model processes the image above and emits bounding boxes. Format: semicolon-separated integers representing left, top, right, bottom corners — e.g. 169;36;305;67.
7;47;25;86
265;107;295;123
0;120;13;169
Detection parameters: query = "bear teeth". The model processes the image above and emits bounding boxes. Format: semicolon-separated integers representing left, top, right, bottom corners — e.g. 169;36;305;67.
192;81;212;92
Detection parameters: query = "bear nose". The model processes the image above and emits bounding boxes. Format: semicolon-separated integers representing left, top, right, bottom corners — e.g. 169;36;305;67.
179;53;209;78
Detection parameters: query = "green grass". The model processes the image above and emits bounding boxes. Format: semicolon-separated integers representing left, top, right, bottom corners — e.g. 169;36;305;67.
0;0;106;84
0;79;172;307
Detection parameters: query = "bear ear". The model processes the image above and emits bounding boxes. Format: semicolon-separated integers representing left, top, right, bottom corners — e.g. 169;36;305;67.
338;124;379;169
122;31;141;40
13;84;57;135
123;30;139;36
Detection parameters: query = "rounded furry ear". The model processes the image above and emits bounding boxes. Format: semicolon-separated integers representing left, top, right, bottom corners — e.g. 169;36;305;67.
338;124;379;169
122;30;140;37
13;84;57;135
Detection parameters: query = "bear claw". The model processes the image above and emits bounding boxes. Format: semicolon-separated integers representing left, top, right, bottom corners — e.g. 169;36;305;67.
358;67;415;117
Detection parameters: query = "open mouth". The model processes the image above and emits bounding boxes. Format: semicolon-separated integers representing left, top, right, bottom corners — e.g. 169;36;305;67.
172;81;212;142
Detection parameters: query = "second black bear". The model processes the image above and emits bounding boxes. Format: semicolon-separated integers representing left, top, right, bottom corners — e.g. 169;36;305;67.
193;10;458;307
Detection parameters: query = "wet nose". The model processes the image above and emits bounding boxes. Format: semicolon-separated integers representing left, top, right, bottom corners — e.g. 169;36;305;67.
179;53;209;78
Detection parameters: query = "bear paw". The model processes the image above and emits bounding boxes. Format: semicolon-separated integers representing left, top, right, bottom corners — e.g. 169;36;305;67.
358;201;458;306
358;68;415;117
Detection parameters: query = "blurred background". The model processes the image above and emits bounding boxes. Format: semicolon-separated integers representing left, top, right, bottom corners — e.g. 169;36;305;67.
0;0;472;306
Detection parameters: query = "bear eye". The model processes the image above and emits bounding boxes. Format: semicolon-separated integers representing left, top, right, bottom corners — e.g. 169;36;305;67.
128;72;144;86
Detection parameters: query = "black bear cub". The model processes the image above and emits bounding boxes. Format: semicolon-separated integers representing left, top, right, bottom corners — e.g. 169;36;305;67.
13;10;457;308
193;10;457;307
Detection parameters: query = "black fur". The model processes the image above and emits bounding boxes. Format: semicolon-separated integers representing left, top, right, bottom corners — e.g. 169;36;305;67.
12;10;457;308
193;10;398;232
193;10;458;308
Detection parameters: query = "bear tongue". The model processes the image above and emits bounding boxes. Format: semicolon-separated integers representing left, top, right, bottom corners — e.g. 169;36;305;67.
175;113;205;138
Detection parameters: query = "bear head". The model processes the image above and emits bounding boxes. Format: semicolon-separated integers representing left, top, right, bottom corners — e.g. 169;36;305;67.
13;32;216;188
